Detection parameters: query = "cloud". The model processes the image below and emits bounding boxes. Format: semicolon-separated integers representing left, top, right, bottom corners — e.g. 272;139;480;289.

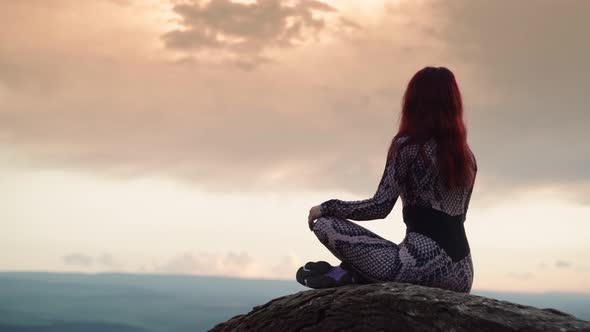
538;260;578;270
271;253;302;279
58;250;301;279
97;253;124;269
63;253;94;267
0;0;588;205
433;0;590;200
163;0;343;67
62;252;124;269
0;0;440;198
154;251;256;277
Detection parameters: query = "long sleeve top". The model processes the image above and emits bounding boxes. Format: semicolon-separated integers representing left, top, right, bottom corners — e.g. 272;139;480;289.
319;135;477;221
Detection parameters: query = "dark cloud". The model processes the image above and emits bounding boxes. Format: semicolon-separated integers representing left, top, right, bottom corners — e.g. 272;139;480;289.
555;260;572;269
435;0;590;201
0;0;588;206
0;58;396;195
163;0;340;66
338;17;361;30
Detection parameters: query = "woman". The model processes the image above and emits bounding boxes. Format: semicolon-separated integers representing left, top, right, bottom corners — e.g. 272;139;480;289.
297;66;477;293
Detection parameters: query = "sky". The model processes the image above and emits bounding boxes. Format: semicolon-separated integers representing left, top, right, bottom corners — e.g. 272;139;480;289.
1;0;589;293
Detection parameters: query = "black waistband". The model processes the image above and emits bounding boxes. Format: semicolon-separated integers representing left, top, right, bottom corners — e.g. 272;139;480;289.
402;205;470;262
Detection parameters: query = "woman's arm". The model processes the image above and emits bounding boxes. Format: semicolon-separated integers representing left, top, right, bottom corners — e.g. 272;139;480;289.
319;138;413;221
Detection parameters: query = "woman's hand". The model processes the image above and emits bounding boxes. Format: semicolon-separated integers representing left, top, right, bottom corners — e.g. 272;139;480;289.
308;205;322;231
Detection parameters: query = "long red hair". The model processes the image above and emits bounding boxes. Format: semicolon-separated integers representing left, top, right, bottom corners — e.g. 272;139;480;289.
387;66;476;189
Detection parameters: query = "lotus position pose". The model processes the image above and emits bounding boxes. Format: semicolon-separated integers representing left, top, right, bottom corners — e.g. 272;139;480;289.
297;66;477;293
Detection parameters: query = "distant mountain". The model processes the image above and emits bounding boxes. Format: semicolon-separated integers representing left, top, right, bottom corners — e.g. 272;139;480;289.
0;272;587;332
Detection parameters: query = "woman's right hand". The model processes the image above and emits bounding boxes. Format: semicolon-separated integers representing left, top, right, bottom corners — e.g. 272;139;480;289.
308;205;322;231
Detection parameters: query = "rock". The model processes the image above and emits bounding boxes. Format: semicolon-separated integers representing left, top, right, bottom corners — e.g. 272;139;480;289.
209;282;590;332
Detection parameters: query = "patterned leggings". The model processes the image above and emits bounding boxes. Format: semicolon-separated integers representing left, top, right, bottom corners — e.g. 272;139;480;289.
312;216;474;293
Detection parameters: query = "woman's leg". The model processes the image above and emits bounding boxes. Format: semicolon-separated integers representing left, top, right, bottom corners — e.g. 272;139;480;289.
309;216;474;292
452;253;474;293
390;232;475;293
312;216;403;283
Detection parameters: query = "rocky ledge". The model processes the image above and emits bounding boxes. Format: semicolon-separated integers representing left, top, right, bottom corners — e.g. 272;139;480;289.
209;282;590;332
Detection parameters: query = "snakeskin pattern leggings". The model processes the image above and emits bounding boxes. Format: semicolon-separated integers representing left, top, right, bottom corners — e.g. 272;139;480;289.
312;216;474;293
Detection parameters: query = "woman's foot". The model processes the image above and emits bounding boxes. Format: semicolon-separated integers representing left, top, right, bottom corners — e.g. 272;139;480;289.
296;261;357;289
339;261;371;284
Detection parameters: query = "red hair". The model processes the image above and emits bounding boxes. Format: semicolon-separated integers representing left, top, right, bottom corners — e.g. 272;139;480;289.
388;66;476;189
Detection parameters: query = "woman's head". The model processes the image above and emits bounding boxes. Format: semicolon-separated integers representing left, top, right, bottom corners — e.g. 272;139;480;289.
399;66;464;139
389;66;475;188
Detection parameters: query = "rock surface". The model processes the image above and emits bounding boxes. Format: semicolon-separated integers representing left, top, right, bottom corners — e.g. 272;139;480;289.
209;282;590;332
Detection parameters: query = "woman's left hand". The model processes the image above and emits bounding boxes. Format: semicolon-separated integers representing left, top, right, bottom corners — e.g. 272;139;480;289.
308;205;322;231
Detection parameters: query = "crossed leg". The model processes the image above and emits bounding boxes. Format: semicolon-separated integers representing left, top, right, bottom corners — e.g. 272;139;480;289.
307;215;475;293
311;216;403;283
